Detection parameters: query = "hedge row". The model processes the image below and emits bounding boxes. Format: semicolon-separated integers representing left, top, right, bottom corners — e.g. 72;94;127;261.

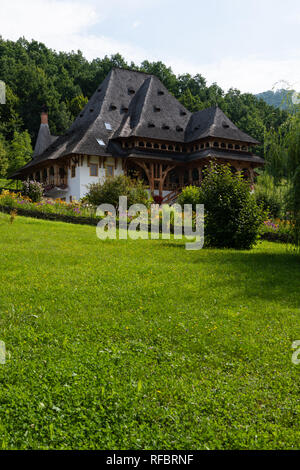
0;205;179;234
0;205;292;243
0;205;100;226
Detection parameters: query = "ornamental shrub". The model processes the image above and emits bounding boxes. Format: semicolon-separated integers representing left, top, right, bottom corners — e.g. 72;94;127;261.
22;180;43;202
196;163;265;249
177;185;201;212
85;175;150;208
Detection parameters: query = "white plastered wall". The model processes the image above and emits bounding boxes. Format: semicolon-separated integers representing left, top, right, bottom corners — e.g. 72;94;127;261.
66;156;124;202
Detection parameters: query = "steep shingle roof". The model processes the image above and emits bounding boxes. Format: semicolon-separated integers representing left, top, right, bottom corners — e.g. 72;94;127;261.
33;123;58;158
113;75;191;142
12;68;262;177
185;106;260;144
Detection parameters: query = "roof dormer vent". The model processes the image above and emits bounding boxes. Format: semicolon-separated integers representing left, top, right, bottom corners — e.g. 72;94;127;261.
180;110;187;116
162;124;170;130
158;90;164;95
148;122;155;128
222;121;230;128
121;106;129;113
154;106;161;112
110;104;117;110
128;87;135;95
176;126;183;132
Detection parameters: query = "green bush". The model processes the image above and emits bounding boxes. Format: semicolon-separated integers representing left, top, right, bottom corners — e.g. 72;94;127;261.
254;173;287;218
22;180;43;202
255;193;281;218
85;175;150;208
177;185;201;212
197;164;265;249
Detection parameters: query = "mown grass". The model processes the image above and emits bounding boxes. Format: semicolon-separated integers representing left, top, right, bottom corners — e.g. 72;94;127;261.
0;212;299;450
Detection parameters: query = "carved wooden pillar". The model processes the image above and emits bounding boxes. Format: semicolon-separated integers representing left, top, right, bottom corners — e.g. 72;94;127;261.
158;164;163;197
54;165;59;185
198;166;203;184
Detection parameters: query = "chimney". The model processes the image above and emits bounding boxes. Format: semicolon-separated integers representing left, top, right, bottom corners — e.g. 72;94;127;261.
41;105;48;125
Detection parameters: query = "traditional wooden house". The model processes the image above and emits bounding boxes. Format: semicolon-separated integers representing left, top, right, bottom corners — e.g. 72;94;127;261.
12;68;265;202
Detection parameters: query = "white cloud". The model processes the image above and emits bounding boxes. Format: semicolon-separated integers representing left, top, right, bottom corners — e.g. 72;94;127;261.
168;55;300;93
0;0;299;94
132;21;141;29
0;0;149;62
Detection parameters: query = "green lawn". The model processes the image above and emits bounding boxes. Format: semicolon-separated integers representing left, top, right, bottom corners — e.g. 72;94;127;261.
0;212;300;450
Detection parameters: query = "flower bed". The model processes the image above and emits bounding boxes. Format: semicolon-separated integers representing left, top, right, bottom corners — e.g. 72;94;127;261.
0;190;97;218
260;218;294;243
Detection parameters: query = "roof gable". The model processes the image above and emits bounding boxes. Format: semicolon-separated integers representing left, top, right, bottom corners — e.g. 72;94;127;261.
186;106;259;144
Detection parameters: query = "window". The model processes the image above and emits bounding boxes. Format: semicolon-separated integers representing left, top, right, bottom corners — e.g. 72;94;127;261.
105;122;112;130
70;196;73;202
71;165;76;178
90;163;98;177
105;164;114;178
97;138;105;146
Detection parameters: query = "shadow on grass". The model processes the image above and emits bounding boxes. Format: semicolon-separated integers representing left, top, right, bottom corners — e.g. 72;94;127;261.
161;240;300;307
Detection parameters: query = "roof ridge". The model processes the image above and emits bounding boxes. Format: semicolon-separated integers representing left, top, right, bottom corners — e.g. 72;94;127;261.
111;67;155;78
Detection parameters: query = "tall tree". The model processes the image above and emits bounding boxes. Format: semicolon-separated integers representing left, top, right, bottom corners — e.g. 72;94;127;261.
8;130;32;175
0;134;8;177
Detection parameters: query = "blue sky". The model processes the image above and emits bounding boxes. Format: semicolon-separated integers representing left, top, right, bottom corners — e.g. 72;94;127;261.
0;0;299;93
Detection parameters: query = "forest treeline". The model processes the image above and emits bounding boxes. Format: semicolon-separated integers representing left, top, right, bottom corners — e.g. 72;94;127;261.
0;36;289;177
